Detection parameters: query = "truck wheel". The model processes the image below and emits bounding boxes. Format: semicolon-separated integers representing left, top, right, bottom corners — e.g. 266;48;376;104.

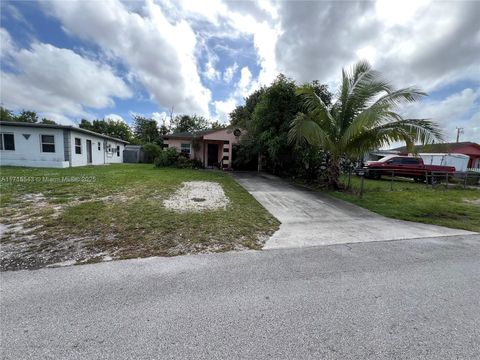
371;171;381;180
427;176;439;185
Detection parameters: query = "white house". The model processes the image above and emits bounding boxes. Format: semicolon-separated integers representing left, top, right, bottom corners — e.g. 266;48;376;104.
0;121;128;168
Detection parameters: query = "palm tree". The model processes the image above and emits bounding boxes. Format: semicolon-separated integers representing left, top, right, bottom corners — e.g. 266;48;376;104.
289;60;443;189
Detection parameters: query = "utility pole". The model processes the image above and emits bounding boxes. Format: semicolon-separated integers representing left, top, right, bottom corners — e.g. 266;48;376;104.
456;127;464;143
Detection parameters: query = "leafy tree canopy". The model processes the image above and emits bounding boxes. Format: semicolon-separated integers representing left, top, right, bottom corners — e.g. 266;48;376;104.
132;116;162;145
171;114;209;133
233;74;332;175
79;118;133;142
0;107;57;124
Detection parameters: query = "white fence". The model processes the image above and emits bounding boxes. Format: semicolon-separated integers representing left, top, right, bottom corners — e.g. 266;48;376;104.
468;168;480;173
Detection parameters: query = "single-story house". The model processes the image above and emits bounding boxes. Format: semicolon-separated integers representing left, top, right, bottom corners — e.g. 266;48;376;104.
162;127;244;169
391;142;480;169
0;121;128;168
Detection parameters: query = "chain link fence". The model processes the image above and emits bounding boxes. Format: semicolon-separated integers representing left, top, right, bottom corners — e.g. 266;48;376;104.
343;168;480;198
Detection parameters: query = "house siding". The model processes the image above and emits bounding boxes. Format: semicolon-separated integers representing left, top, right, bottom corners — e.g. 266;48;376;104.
0;125;69;168
0;124;126;168
162;128;243;169
69;131;125;166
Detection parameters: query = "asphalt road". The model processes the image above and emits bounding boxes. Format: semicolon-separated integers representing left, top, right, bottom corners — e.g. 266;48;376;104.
233;172;475;249
1;234;480;359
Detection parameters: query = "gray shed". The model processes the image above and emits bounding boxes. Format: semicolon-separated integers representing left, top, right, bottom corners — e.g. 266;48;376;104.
123;145;146;163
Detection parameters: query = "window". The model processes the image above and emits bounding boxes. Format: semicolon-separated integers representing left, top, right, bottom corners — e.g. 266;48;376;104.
98;142;101;151
75;138;82;154
402;158;420;165
181;143;191;155
223;140;229;144
41;135;55;153
388;157;403;164
116;145;120;156
0;133;15;151
223;147;229;153
223;155;229;161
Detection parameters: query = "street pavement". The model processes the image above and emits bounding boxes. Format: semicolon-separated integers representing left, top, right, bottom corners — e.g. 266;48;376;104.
1;234;480;359
233;172;475;249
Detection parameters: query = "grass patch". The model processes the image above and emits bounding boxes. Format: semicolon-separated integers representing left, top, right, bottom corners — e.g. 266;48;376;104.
0;164;279;271
327;175;480;232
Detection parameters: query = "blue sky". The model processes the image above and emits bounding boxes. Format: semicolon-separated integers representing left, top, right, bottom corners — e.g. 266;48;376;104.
1;0;479;142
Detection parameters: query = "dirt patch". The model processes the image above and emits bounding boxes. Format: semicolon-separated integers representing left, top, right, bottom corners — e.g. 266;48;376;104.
464;198;480;206
163;181;229;212
0;192;132;271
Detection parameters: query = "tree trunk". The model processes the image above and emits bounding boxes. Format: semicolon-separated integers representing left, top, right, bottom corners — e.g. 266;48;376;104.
327;156;341;189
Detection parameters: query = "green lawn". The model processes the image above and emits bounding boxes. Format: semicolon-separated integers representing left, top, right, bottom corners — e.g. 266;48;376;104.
328;175;480;232
0;164;279;271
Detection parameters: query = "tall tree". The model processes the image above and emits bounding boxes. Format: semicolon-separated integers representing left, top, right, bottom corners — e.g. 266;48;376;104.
209;121;227;130
16;110;39;123
171;115;209;133
238;74;332;175
0;107;16;122
0;107;56;124
40;118;57;125
289;60;442;188
229;87;266;128
132;116;161;144
79;118;133;142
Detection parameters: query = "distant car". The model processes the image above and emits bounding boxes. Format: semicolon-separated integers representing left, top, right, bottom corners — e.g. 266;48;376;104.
358;155;456;183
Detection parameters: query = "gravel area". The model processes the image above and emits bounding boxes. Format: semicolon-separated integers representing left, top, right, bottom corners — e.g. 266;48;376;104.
163;181;229;212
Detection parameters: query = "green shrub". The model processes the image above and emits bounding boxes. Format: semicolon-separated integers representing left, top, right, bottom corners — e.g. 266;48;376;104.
190;159;203;169
176;156;192;168
154;148;179;167
143;143;162;163
154;149;204;169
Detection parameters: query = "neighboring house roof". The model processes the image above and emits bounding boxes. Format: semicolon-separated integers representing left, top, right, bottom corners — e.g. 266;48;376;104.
391;142;480;155
162;129;218;140
0;121;129;144
162;126;244;140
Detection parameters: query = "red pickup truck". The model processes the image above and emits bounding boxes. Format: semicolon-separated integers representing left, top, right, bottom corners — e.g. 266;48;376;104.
360;155;455;183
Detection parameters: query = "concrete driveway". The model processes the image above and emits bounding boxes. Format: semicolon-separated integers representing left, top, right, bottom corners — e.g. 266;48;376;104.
234;172;475;249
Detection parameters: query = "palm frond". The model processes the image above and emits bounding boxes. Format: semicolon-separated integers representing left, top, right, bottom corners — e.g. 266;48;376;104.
296;85;335;130
345;118;443;156
371;87;427;109
288;112;333;150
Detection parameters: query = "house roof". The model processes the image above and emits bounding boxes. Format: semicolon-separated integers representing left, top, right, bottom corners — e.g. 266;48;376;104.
391;142;480;154
0;121;129;144
163;129;217;139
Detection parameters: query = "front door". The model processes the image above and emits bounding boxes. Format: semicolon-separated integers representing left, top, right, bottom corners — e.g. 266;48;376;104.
86;140;92;164
207;143;219;167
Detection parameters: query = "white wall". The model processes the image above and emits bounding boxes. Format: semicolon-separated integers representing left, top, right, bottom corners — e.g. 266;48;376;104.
0;125;69;168
104;140;125;164
69;130;125;166
0;125;126;168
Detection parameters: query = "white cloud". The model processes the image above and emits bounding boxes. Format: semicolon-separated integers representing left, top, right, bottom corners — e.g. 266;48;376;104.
213;98;237;123
274;0;480;91
42;0;212;116
401;88;480;142
213;66;257;122
204;60;220;81
223;62;238;83
238;67;253;93
104;113;125;122
151;111;171;126
0;31;131;123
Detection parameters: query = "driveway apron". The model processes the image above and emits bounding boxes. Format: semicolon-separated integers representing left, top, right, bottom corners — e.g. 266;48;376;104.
233;172;476;249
